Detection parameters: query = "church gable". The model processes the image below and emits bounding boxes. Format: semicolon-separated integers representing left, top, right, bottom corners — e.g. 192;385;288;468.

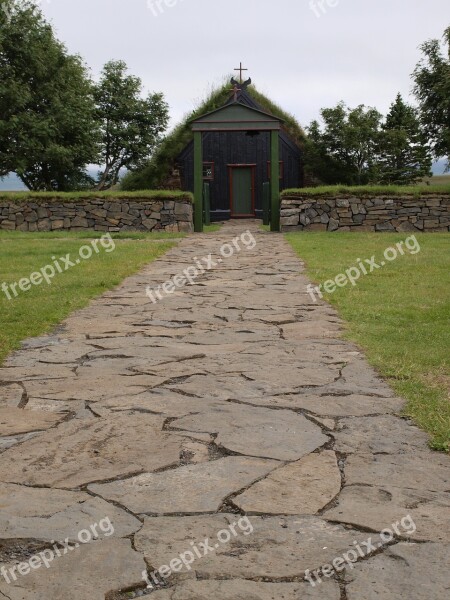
191;102;283;131
121;79;306;193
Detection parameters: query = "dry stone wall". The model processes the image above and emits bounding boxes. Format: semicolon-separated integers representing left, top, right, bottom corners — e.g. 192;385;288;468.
280;193;450;233
0;196;193;233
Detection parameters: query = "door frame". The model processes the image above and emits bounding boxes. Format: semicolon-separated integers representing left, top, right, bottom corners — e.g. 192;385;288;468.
228;164;257;218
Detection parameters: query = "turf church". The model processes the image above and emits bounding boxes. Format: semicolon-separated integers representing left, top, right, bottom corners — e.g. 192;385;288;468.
177;64;304;224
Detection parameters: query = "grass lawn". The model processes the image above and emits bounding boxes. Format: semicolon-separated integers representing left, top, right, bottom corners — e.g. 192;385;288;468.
286;232;450;452
422;174;450;186
282;183;450;196
203;223;223;233
0;229;186;240
0;231;179;364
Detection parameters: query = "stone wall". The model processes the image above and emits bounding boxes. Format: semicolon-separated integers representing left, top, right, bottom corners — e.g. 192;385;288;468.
280;193;450;233
0;196;194;233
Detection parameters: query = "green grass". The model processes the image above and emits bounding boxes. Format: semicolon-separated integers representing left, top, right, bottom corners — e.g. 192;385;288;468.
282;184;450;196
286;232;450;452
204;223;223;233
0;190;193;203
422;174;450;186
0;234;178;364
0;229;186;240
0;226;220;239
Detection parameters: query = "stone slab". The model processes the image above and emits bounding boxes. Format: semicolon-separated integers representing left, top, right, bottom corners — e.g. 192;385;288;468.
134;514;361;580
0;432;41;451
22;376;153;402
334;415;430;454
172;403;328;460
281;321;342;339
4;341;97;367
340;360;393;395
168;374;267;400
0;413;184;488
149;579;340;599
0;384;24;407
0;538;146;600
0;365;75;382
25;398;85;414
0;408;63;436
345;452;450;492
324;484;450;543
239;363;340;391
0;483;141;541
96;391;222;418
346;542;450;600
247;393;404;416
89;457;278;514
234;451;341;515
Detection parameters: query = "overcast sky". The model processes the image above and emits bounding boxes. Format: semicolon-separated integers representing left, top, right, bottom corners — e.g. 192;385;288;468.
2;0;448;190
36;0;449;130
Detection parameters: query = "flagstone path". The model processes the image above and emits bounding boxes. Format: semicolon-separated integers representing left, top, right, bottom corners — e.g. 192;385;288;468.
0;221;448;599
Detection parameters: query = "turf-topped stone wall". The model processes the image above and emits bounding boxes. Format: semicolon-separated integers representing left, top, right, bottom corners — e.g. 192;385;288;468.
0;193;194;233
280;190;450;233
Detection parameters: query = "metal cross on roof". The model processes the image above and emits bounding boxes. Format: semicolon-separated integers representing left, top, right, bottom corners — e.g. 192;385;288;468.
234;62;248;83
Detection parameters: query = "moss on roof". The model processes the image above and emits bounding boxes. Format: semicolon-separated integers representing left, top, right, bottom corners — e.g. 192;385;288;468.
121;81;306;191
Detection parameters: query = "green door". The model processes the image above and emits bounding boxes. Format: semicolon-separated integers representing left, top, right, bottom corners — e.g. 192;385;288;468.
230;167;254;216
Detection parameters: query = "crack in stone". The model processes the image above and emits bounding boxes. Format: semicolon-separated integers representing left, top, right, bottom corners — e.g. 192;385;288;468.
163;387;203;399
316;452;347;516
335;571;349;600
106;580;160;600
17;383;29;409
0;538;55;565
84;403;101;418
217;459;288;516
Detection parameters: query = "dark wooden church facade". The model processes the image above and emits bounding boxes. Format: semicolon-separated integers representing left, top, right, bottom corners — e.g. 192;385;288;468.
177;90;304;221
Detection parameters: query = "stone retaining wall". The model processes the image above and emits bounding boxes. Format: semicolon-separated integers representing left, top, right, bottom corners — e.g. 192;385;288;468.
0;197;194;233
280;194;450;233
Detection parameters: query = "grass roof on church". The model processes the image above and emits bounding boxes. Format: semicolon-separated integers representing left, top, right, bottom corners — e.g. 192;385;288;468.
121;82;306;191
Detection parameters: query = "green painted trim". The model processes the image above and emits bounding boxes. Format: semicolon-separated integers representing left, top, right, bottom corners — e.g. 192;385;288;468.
270;130;280;232
191;103;282;132
192;122;281;132
203;182;211;226
190;102;284;125
194;131;203;232
262;182;270;226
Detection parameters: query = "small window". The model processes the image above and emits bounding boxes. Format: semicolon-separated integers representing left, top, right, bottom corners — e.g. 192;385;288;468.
267;161;284;180
203;162;214;180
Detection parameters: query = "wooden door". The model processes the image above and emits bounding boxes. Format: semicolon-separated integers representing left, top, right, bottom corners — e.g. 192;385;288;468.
229;166;255;217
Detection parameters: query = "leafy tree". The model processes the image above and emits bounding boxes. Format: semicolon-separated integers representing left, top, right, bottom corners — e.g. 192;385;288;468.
303;120;347;185
413;27;450;170
0;0;99;190
375;94;432;184
306;102;382;185
94;61;169;190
